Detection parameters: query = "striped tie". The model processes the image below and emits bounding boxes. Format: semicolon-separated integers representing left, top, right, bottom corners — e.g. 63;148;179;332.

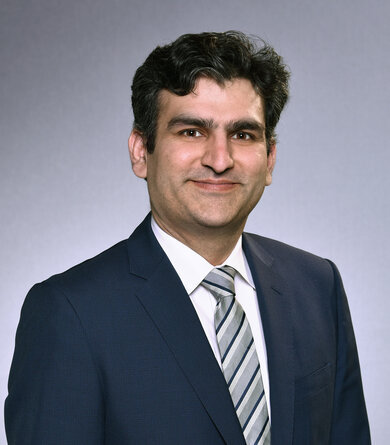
202;266;270;445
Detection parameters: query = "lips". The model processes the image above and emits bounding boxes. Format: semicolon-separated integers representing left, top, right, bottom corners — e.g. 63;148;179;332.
190;179;239;191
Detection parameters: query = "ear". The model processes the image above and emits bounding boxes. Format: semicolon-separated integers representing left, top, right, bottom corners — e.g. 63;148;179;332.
128;130;148;179
265;143;277;186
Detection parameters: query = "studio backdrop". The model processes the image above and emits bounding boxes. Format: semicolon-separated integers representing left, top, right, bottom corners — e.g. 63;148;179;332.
1;0;389;443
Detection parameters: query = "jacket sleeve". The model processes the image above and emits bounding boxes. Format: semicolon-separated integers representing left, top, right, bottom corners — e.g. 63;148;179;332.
328;260;371;444
5;281;104;445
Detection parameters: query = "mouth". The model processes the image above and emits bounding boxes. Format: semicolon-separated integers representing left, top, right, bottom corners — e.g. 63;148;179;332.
190;179;239;192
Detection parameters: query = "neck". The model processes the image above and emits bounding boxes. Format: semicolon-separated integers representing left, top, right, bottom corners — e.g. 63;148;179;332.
152;214;245;266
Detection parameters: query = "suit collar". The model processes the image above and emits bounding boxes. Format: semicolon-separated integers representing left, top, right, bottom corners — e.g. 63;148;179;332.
243;233;294;445
126;213;165;280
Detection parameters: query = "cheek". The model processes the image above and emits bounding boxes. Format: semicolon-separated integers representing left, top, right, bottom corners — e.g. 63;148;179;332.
170;145;199;165
239;153;268;178
148;154;182;192
162;150;200;183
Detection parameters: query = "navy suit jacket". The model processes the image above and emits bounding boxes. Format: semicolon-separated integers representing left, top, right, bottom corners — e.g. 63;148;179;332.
5;214;370;444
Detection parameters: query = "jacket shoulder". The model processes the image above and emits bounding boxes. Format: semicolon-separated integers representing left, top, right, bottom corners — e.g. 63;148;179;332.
48;239;129;287
243;232;336;286
244;232;326;263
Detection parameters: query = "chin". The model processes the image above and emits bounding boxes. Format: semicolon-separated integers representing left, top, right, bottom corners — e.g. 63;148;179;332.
194;213;243;230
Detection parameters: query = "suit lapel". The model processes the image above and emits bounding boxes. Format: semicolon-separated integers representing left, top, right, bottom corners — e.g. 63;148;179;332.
243;234;294;445
126;215;246;445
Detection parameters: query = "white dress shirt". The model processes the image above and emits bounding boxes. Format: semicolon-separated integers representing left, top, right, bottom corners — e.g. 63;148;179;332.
151;217;271;416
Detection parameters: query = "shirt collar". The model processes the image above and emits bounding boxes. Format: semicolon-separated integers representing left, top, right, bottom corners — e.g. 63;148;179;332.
151;216;255;294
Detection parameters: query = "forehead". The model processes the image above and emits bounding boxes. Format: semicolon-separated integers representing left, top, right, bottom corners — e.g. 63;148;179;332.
157;77;265;125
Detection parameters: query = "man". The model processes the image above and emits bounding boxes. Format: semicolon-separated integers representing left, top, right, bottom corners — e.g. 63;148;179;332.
5;31;370;444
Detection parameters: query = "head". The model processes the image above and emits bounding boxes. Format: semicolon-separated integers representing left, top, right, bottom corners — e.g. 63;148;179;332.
131;31;290;154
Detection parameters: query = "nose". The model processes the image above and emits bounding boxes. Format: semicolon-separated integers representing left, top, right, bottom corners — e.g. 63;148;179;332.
201;134;234;174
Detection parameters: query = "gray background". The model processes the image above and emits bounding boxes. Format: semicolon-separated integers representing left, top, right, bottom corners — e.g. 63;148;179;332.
1;0;389;443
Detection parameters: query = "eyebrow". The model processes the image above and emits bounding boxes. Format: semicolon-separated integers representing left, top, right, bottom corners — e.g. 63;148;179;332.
167;114;265;137
226;120;265;137
167;115;215;130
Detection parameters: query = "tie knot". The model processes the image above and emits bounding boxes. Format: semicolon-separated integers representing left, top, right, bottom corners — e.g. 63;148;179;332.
201;265;237;302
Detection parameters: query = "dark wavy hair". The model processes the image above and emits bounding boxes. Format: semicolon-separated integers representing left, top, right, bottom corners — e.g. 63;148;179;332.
131;31;290;153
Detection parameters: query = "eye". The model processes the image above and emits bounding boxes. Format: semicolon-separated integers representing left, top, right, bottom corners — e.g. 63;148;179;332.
232;131;252;141
181;129;203;137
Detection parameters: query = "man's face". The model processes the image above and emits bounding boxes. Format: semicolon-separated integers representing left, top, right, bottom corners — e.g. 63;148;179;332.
130;77;276;242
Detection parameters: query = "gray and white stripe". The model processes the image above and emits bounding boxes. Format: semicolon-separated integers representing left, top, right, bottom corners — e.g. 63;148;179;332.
202;266;270;445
